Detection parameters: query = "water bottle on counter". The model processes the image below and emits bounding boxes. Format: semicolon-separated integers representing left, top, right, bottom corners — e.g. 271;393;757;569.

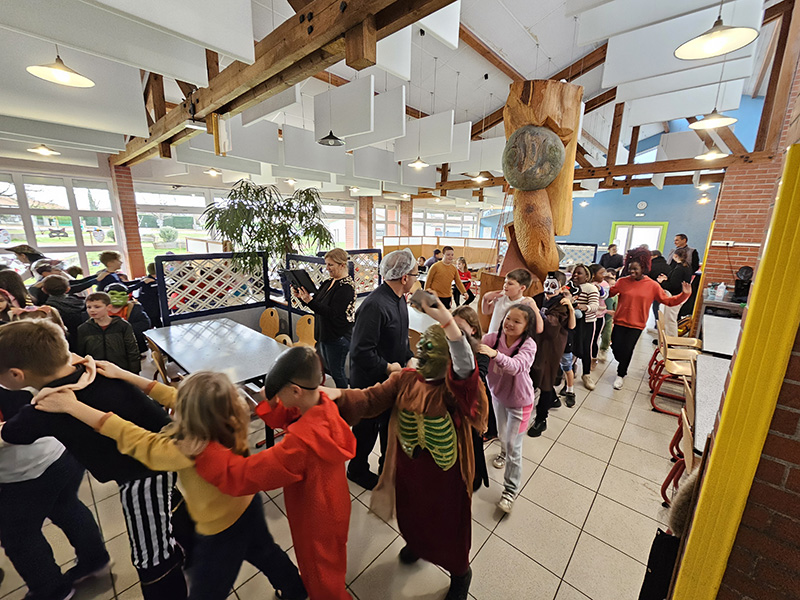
715;282;727;301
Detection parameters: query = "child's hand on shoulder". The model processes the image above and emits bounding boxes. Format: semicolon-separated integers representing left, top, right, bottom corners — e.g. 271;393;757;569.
477;344;498;358
96;360;125;380
33;388;79;413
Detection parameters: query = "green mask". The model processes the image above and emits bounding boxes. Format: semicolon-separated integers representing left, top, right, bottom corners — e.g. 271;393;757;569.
108;290;128;307
416;324;450;380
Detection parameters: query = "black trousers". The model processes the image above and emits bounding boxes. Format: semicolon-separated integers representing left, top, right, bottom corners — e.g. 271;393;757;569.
452;287;475;306
349;409;392;475
574;317;594;375
439;296;453;309
591;318;604;358
611;324;643;377
536;389;557;422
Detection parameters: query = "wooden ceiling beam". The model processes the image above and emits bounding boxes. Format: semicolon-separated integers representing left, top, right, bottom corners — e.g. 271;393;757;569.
584;87;617;113
764;0;795;24
549;44;607;83
430;175;506;190
752;21;779;98
623;125;640;195
604;102;625;185
581;129;608;155
205;50;220;81
573;172;725;190
762;0;800;152
458;24;525;81
471;106;504;138
175;80;198;99
345;14;377;70
110;0;457;166
574;151;774;179
575;143;593;168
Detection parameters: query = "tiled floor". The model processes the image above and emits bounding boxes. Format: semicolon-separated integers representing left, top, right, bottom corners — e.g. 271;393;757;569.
0;333;684;600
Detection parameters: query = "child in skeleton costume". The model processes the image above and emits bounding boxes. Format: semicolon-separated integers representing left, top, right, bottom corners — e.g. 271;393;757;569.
329;293;488;600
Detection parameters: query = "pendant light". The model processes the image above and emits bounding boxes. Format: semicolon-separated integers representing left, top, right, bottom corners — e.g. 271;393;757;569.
408;29;429;170
27;46;95;88
472;92;491;183
318;72;345;147
696;182;713;191
27;144;60;156
579;200;589;207
695;144;730;160
204;168;222;177
698;193;712;204
674;0;758;60
689;55;738;130
472;174;489;183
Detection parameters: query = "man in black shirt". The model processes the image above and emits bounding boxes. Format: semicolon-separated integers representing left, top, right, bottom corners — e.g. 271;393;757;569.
347;249;417;490
667;233;701;273
0;320;187;600
599;244;623;272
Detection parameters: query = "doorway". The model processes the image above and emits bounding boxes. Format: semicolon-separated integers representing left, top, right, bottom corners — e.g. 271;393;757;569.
610;222;668;254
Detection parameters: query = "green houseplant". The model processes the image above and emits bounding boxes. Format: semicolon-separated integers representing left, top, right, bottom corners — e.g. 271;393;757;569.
203;179;333;274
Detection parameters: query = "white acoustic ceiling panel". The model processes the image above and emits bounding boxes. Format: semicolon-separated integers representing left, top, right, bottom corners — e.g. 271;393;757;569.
353;147;401;184
283;125;347;175
422;121;471;164
615;56;754;103
419;0;461;50
602;0;762;87
314;76;374;140
657;131;707;159
345;86;406;151
241;86;300;127
82;0;255;64
377;27;412;80
565;0;614;16
400;164;437;188
394;111;454;162
174;144;262;175
448;136;505;174
0;0;209;86
0;139;99;167
578;0;738;46
130;158;189;179
272;164;332;184
447;189;473;200
189;116;282;165
0;115;125;152
0;30;149;137
626;79;745;126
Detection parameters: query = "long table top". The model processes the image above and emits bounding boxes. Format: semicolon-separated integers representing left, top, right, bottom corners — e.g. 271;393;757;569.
694;354;731;453
702;314;742;357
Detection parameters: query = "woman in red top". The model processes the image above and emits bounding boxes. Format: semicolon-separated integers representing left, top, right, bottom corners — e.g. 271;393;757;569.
608;249;690;390
452;257;475;306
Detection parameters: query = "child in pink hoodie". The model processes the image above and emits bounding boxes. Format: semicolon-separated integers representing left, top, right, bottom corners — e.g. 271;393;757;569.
478;303;538;515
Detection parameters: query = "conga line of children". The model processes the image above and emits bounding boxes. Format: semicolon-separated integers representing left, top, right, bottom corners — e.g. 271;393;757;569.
0;250;650;600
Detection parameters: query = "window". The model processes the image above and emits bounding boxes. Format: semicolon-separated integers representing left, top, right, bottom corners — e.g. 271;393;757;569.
374;201;400;243
322;200;357;249
412;208;480;240
610;221;669;254
0;174;123;280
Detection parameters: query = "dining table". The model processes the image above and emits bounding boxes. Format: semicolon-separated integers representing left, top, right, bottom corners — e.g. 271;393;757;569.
693;354;731;453
701;314;742;357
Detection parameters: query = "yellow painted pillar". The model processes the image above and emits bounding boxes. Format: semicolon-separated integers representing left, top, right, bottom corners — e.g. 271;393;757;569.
672;143;800;598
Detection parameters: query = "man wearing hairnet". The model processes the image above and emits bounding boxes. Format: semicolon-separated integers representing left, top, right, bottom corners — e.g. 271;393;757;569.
347;249;418;490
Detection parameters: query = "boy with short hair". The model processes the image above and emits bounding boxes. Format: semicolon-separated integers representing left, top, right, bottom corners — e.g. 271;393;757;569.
77;292;140;373
482;268;543;335
137;263;162;328
95;251;130;291
424;246;466;309
0;320;186;600
194;345;356;600
43;274;88;348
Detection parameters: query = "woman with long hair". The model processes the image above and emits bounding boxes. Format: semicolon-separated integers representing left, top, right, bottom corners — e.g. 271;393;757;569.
657;246;693;337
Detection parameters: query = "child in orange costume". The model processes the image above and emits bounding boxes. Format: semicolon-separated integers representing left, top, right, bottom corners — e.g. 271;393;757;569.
194;346;355;600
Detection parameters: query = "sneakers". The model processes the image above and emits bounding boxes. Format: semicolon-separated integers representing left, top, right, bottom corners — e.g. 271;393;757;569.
527;419;547;437
563;391;576;408
613;376;625;390
598;349;608;362
497;492;515;513
551;397;562;409
492;453;506;469
398;545;420;564
25;588;75;600
66;558;113;585
582;374;596;390
346;468;379;490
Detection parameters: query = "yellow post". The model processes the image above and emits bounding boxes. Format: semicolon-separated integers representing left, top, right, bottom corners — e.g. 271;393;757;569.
672;143;800;598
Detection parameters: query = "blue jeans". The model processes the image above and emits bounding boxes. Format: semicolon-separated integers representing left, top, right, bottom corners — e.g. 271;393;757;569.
319;336;350;388
189;496;305;600
0;452;109;599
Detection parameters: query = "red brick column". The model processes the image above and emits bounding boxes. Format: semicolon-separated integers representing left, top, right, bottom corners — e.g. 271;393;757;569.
400;198;413;236
718;326;800;600
110;164;145;278
704;61;800;287
358;196;374;249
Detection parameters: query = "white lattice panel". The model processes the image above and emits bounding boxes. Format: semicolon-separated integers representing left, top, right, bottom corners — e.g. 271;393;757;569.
559;244;597;266
286;257;328;313
351;252;380;295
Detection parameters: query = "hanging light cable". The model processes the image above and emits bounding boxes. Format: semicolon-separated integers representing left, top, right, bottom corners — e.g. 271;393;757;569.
27;44;94;88
675;0;758;60
473;93;490;183
409;29;428;169
689;54;738;130
318;71;344;146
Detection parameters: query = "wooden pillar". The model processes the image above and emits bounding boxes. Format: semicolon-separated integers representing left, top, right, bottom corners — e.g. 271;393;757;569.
358;196;374;249
110;164;146;278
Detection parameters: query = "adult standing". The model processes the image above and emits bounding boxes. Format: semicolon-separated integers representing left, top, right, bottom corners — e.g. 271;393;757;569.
608;248;691;390
667;234;700;273
347;249;417;490
570;264;599;390
648;250;671;326
424;246;466;309
294;248;356;388
599;244;623;272
424;249;442;268
657;247;693;337
5;245;45;281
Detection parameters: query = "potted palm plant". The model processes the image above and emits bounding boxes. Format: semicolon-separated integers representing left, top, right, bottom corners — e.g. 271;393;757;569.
203;179;334;275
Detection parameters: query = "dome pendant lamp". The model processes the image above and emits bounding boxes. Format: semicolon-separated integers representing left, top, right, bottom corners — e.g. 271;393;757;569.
317;72;345;147
27;46;95;88
674;0;758;60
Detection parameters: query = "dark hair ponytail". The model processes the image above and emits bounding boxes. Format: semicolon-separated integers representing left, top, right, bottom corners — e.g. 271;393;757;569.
492;303;538;357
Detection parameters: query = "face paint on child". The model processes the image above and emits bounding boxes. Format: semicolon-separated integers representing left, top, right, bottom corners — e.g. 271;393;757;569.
108;290;128;307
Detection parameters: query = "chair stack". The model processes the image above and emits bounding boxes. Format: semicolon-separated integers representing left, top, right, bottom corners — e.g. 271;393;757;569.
647;318;701;416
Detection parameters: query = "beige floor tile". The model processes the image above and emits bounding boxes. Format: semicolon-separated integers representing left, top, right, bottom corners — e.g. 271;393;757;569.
494;496;581;576
471;477;509;531
610;442;674;485
583;495;662;563
95;496;127;542
263;498;295;551
626;405;679;434
78;474;93;506
234;571;273;600
104;533;139;596
349;537;450;600
470;535;560;600
72;572;117;600
232;559;259;590
541;444;607;491
590;382;637;404
345;498;399;584
554;582;591;600
469;522;492;562
521;434;556;466
598;466;670;524
0;547;26;598
564;533;646;600
42;523;80;567
115;585;145;600
520;467;596;527
570;408;625;440
619;422;674;456
89;475;120;503
540;413;570;440
557;423;618;462
580;395;631;421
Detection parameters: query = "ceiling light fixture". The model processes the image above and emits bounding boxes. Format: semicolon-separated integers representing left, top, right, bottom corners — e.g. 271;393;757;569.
408;29;430;171
27;46;94;88
695;144;730;160
579;200;589;207
27;144;61;156
472;173;489;183
318;72;345;147
689;110;738;130
409;157;429;169
402;193;411;199
698;194;712;204
350;186;360;193
696;182;713;191
435;197;441;203
204;168;222;176
674;0;758;60
285;178;297;186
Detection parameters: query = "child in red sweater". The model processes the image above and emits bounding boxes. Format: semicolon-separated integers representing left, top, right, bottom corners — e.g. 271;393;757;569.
193;346;355;600
608;250;690;390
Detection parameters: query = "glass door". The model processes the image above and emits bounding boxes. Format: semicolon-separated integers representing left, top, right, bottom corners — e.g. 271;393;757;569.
610;221;668;254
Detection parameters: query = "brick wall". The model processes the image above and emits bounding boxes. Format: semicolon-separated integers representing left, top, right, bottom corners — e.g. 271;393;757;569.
110;164;145;278
718;327;800;600
358;196;373;249
704;59;800;287
400;198;413;236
